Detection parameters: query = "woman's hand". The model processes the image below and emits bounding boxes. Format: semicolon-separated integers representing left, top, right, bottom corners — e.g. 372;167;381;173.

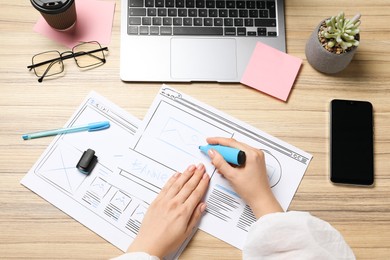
127;164;210;258
206;137;283;218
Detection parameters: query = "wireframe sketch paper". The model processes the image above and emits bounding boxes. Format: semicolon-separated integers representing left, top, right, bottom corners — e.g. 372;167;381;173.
108;148;198;260
122;85;313;249
21;87;312;256
20;91;194;259
20;91;142;251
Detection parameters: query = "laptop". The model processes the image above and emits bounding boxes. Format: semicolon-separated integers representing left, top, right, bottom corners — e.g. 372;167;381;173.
120;0;286;82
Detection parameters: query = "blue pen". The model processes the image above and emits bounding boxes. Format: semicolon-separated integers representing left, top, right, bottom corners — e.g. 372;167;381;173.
22;121;110;140
199;144;246;166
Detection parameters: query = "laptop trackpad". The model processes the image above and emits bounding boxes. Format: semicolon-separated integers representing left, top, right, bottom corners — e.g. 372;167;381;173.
171;38;237;81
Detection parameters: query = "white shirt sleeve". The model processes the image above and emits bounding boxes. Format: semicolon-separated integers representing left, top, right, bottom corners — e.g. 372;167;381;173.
110;252;160;260
112;211;355;260
243;211;355;260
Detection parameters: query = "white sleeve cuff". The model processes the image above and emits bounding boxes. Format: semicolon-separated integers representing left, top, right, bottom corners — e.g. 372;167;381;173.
110;252;160;260
243;211;355;260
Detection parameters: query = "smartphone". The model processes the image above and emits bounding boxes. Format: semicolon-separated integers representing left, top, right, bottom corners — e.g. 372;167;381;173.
330;99;374;185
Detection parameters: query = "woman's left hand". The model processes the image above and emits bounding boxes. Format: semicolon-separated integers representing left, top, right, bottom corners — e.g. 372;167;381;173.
127;163;210;258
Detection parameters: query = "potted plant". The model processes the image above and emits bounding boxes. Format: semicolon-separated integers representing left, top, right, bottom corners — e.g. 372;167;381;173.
305;12;361;74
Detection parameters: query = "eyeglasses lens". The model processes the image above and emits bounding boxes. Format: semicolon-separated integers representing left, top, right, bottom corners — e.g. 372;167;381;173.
72;42;105;68
32;51;64;77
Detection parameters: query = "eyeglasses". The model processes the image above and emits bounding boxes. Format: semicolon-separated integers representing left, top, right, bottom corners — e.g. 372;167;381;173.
27;41;108;83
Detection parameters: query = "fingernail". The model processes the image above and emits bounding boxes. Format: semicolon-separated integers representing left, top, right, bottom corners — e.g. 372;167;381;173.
173;172;180;178
200;203;207;213
187;165;196;172
208;149;215;158
197;163;204;170
202;173;209;180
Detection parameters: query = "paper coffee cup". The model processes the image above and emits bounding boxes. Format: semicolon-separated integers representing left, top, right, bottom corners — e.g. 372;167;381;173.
31;0;77;30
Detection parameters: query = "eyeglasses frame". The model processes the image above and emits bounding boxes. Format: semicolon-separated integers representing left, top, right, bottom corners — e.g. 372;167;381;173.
27;41;109;82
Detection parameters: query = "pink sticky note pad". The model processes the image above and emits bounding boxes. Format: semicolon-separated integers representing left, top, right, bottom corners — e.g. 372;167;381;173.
240;42;302;101
33;0;116;48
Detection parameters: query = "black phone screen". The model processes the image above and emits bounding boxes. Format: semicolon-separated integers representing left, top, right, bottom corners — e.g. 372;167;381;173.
330;99;374;185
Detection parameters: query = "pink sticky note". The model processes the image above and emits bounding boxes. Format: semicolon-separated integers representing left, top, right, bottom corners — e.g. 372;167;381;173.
33;0;116;48
240;42;302;102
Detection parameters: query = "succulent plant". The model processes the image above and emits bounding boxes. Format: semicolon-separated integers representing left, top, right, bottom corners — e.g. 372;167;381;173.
320;12;361;52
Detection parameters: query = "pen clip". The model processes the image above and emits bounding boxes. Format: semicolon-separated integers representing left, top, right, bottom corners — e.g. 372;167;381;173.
88;121;110;132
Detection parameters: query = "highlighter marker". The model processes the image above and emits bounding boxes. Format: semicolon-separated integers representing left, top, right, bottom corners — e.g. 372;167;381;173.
199;144;246;166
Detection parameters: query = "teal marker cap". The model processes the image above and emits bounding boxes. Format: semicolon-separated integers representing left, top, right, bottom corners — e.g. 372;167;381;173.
199;144;246;166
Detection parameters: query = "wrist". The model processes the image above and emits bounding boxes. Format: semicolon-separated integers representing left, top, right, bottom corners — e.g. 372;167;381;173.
248;191;283;219
128;240;163;259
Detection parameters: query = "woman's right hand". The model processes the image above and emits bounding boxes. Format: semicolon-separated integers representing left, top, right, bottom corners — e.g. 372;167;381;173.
206;137;283;218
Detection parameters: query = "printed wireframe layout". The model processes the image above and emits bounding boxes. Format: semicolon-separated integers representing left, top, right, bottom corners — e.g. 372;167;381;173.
33;96;137;194
129;86;312;250
21;92;148;252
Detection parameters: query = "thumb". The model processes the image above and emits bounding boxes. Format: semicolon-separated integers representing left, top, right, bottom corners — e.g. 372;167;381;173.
209;149;234;179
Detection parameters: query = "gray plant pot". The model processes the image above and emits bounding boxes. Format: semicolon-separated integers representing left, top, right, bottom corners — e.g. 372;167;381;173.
305;19;358;74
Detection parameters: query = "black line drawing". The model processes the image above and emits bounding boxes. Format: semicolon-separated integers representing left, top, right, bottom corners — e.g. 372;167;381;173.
132;204;148;223
36;142;88;194
160;87;310;165
90;177;111;198
110;191;132;212
263;149;282;188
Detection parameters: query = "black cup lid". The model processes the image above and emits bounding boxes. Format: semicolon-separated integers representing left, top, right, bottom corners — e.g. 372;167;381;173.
31;0;74;14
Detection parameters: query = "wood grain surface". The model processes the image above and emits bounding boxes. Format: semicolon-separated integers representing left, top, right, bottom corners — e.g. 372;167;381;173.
1;1;389;259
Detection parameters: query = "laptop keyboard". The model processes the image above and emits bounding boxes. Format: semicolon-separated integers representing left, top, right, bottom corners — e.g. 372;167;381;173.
128;0;278;37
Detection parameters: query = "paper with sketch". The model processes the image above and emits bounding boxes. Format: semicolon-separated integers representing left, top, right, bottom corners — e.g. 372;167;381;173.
124;85;312;249
20;91;142;251
108;148;198;260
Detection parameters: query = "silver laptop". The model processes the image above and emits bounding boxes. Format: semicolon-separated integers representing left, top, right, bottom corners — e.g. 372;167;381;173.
120;0;286;82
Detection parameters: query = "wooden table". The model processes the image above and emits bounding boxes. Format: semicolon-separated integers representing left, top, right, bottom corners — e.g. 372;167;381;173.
1;0;389;259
